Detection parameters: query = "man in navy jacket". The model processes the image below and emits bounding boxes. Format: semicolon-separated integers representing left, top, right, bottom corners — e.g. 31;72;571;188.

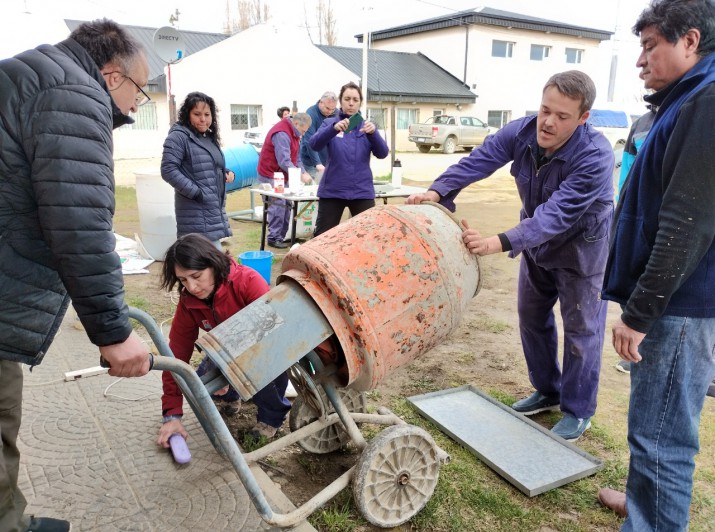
408;70;614;442
600;0;715;528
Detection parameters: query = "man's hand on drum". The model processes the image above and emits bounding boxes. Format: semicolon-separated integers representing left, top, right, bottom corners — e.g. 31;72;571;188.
461;220;502;256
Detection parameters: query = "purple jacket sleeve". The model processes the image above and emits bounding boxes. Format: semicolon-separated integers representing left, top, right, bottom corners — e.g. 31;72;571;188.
429;121;519;211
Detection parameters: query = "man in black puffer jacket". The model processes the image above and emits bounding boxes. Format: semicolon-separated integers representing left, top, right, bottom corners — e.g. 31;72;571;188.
0;19;152;532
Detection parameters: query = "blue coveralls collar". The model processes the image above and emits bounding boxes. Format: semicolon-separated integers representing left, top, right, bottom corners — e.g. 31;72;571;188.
515;114;587;169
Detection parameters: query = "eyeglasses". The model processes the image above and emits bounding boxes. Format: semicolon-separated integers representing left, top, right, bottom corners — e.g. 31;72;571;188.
104;71;151;107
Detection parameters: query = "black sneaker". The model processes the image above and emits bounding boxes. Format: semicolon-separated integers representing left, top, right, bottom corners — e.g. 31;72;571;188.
267;240;289;249
25;516;71;531
707;379;715;399
512;391;560;415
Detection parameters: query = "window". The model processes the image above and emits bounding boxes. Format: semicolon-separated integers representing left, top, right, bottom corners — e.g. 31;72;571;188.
230;104;261;130
488;110;511;129
491;40;514;58
125;102;157;130
397;108;418;130
530;44;550;61
565;48;584;64
432;109;445;117
460;117;473;126
367;107;386;129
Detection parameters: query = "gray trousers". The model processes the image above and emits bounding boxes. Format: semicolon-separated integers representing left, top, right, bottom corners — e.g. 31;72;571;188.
0;360;26;532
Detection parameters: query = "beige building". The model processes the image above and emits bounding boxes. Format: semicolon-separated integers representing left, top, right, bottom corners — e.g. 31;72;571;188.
359;7;613;132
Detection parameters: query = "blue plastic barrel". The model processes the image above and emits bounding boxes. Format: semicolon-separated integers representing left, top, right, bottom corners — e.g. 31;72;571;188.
224;144;259;192
239;250;273;285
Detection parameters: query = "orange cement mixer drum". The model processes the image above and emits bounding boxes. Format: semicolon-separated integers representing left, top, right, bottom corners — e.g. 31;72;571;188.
279;202;481;390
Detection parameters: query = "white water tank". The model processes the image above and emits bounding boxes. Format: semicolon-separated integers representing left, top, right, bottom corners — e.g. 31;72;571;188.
134;169;176;261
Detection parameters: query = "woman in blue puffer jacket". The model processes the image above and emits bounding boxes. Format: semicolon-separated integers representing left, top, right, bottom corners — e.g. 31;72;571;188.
161;92;235;247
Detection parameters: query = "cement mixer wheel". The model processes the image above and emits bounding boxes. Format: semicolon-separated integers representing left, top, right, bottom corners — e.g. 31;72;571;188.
289;388;367;454
352;424;440;528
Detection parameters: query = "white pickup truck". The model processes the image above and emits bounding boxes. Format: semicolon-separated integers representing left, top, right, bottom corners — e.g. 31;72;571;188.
408;115;494;154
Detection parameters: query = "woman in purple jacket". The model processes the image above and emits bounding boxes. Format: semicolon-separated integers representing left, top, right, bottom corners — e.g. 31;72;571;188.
309;81;389;236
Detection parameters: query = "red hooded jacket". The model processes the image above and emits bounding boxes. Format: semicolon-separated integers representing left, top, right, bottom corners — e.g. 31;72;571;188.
162;261;269;416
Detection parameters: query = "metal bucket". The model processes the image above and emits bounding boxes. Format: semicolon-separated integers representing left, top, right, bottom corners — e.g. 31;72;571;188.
279;202;481;390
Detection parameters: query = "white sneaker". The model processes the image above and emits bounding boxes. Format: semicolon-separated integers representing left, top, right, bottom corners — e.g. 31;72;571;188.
285;380;298;399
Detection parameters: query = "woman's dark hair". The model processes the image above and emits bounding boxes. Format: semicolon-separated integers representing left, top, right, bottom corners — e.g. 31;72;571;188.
161;234;231;293
277;106;291;118
339;81;363;104
177;91;222;145
70;18;144;73
634;0;715;56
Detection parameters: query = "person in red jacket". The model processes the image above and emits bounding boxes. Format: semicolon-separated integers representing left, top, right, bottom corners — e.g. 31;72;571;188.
156;233;291;447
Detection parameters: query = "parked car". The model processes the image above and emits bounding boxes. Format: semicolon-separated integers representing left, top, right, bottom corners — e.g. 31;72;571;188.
243;125;268;152
586;109;632;150
408;115;494;154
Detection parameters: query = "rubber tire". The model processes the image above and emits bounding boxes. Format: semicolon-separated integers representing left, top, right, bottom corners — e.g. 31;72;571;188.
417;145;431;153
442;137;456;154
353;424;440;527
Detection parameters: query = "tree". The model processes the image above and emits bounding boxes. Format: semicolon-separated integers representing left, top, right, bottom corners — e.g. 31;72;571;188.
316;0;337;46
225;0;271;34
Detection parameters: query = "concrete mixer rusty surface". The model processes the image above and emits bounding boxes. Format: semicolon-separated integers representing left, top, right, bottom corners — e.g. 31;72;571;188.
280;202;481;390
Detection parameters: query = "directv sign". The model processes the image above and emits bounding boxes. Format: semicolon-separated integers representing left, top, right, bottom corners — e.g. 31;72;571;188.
153;26;185;64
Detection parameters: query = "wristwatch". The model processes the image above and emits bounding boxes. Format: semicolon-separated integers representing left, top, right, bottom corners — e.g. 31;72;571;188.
162;415;182;423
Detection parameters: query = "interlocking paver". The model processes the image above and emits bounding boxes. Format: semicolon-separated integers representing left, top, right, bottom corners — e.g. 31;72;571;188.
19;313;315;531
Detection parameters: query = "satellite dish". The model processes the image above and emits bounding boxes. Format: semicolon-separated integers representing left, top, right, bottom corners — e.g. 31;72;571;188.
153;26;185;64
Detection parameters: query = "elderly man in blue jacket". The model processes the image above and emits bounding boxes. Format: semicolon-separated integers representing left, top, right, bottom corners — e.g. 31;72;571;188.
408;70;614;442
300;91;337;183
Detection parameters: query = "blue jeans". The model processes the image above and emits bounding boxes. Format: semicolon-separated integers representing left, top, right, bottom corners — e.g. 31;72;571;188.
197;355;290;429
257;175;290;243
623;315;715;532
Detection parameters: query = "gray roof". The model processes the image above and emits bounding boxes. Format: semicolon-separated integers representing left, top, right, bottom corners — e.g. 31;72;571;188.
357;6;614;43
64;20;228;91
317;45;477;105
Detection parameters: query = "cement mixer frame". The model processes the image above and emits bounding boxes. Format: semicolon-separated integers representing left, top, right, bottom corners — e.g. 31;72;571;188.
132;307;450;528
131;203;481;528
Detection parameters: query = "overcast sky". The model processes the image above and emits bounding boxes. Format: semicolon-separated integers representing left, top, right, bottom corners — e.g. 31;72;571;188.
5;0;652;108
10;0;650;47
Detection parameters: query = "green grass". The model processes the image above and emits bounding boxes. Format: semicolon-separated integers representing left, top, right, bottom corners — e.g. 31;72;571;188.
474;315;511;334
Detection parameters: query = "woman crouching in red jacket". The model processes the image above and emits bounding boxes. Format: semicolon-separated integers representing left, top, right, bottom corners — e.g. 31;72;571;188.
156;233;291;448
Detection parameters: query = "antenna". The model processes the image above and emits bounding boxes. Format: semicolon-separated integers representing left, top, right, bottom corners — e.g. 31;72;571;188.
153;26;185;64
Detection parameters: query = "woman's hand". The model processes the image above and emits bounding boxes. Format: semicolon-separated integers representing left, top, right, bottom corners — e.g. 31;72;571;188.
334;118;350;132
157;419;188;448
361;121;376;134
301;172;313;184
226;170;235;183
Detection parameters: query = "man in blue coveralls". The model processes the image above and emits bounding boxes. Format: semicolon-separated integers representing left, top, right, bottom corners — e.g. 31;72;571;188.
407;70;614;441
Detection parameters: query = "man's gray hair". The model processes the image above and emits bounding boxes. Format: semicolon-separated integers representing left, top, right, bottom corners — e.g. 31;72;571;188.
543;70;597;115
320;91;337;103
70;18;144;73
291;112;312;128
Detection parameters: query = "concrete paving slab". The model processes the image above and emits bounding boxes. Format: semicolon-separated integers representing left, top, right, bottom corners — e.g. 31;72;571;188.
19;313;315;531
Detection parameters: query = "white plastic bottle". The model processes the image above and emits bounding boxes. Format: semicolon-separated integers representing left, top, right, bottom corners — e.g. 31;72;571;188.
273;171;284;193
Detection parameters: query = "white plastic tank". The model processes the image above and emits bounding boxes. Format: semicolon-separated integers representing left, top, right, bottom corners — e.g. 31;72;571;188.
134;168;176;261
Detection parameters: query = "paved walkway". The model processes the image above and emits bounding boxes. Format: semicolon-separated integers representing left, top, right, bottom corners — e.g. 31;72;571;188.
19;312;315;532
